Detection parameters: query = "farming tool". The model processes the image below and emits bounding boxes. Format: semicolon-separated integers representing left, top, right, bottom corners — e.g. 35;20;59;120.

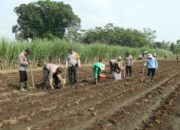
141;66;145;83
62;67;67;87
124;64;126;78
58;58;66;88
30;63;35;88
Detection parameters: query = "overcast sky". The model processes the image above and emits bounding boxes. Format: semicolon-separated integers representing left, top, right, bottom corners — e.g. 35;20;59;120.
0;0;180;42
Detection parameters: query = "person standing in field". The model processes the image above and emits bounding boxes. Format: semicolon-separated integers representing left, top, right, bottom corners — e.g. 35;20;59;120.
92;58;105;84
66;48;80;88
124;52;133;76
153;53;157;58
176;54;179;60
144;53;158;82
18;48;32;92
43;63;64;90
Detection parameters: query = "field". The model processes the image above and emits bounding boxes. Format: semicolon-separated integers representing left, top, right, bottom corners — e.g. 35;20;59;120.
0;60;180;130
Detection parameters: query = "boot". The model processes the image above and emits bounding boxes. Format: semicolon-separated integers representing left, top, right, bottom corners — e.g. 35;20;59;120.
20;82;27;92
25;81;33;90
145;76;149;83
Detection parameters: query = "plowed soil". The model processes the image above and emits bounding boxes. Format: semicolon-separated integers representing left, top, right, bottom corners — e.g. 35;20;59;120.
0;60;180;130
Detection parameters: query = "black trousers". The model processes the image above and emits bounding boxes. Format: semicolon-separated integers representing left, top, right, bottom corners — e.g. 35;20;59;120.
109;61;113;73
68;65;77;85
43;65;61;89
19;71;27;82
147;68;156;78
126;66;132;76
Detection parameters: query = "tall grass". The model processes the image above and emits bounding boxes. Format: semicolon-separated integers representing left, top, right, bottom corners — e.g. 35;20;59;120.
0;38;174;65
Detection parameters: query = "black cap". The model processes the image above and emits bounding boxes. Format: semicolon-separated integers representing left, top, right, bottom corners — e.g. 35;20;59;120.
25;48;32;53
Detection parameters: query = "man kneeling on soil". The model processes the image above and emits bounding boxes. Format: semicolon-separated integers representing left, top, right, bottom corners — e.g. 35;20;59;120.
144;53;158;82
92;59;105;84
43;63;64;90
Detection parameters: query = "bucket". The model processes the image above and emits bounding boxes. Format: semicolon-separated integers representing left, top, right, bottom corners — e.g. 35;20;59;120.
99;73;107;80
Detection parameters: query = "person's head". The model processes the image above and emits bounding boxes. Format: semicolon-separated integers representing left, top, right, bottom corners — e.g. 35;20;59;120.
24;48;31;56
100;63;105;71
126;52;130;57
147;53;153;59
56;67;62;74
153;53;156;57
98;57;102;62
68;48;74;54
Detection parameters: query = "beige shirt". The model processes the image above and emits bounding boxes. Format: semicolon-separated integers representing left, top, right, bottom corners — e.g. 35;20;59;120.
124;55;133;66
46;64;61;84
18;52;28;71
66;52;80;67
118;61;124;70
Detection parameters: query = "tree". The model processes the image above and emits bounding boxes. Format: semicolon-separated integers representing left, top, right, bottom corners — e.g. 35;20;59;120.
12;0;80;40
81;23;151;47
143;28;156;44
170;43;176;53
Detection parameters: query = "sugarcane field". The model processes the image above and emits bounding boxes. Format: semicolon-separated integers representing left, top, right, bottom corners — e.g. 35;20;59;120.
1;0;180;130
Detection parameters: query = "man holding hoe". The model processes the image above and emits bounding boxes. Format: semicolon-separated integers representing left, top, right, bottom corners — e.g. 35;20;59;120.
144;53;158;82
18;48;32;92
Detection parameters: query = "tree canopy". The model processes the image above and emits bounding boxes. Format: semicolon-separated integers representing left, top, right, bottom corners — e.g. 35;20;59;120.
79;23;153;48
12;0;80;40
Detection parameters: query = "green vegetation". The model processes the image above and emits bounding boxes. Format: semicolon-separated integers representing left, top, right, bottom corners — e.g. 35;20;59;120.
0;38;174;65
11;0;179;56
13;0;80;40
76;24;156;48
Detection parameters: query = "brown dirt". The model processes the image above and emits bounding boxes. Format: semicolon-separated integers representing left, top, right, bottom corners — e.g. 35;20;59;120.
0;60;180;130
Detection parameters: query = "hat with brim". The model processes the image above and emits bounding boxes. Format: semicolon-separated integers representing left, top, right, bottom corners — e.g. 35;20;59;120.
147;53;153;58
100;64;105;71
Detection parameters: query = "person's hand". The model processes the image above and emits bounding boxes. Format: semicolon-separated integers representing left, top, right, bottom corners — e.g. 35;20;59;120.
28;60;32;64
66;64;68;68
51;86;55;90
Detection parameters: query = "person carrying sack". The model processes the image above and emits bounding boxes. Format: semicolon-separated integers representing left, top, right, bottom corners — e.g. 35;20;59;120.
43;63;63;90
18;48;32;92
66;48;80;88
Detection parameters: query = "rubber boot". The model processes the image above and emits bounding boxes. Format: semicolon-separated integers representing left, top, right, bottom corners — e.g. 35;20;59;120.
25;81;33;90
95;79;98;85
20;82;27;92
145;76;149;83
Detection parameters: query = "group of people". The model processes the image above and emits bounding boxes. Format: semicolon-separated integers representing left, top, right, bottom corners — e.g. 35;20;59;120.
18;48;80;92
109;52;133;80
18;48;158;92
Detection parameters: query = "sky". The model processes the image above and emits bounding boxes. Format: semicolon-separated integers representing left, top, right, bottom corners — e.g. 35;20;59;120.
0;0;180;42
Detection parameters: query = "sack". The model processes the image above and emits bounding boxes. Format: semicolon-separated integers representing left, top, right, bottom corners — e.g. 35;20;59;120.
113;72;121;80
99;73;107;80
